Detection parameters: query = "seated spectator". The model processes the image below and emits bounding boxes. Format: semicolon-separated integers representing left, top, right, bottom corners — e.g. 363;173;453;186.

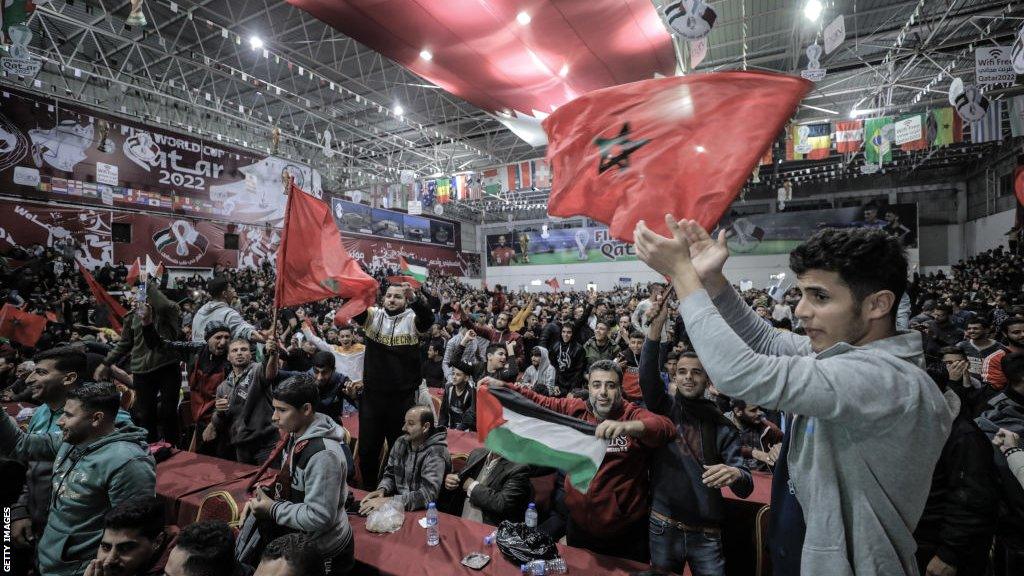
247;375;353;575
928;304;962;348
0;381;155;576
255;534;324;576
727;399;783;472
360;405;451;513
484;361;675;563
983;317;1024;390
975;352;1024;572
442;448;532;526
164;521;239;576
84;496;177;576
914;364;998;576
438;366;475;431
956;318;1004;379
450;332;518;383
520;346;555;394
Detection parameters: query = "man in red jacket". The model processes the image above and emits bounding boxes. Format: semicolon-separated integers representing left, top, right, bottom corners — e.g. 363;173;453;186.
484;359;675;563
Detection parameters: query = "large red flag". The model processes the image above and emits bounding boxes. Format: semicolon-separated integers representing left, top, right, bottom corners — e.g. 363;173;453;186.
78;261;128;332
275;183;379;325
543;71;812;242
545;278;560;291
0;304;47;347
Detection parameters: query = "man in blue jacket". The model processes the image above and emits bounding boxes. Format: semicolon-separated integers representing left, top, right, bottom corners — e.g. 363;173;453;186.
0;381;155;576
640;297;752;576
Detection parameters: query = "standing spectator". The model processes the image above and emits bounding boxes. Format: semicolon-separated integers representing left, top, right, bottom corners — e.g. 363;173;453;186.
449;335;518;384
464;311;525;371
956;318;1004;379
438;366;475;431
726;399;783;473
983;317;1024;390
0;382;156;576
300;318;365;387
520;346;556;394
96;281;182;443
583;320;620;367
191;276;264;343
421;342;445;388
550;324;586;396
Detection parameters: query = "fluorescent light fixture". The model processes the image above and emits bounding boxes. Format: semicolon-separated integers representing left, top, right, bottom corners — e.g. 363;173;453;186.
517;11;531;25
695;145;706;153
419;49;433;61
558;63;569;77
249;36;264;50
393;104;404;116
803;0;823;22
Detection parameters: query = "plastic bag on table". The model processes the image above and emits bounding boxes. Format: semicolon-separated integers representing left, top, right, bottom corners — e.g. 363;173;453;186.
365;499;405;533
495;521;559;564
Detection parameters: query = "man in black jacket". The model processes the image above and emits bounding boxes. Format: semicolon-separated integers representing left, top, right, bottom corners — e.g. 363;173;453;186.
550;324;585;396
450;333;518;383
442;448;532;526
914;364;999;576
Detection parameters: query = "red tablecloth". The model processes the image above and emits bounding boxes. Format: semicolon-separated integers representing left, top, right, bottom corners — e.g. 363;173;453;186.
726;471;772;505
155;451;262;525
3;401;36;418
350;489;648;576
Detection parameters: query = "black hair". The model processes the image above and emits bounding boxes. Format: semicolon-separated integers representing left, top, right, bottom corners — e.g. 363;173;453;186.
32;346;87;381
628;331;644;340
965;317;989;328
66;381;121;421
679;351;700;360
272;374;320;411
585;359;622;383
207;276;230;298
665;350;681;362
105;496;165;540
1001;317;1024;334
730;398;748;411
938;346;965;358
934;303;953;314
174;521;237;576
312;350;336;370
485;344;506;357
260;534;323;576
789;227;907;320
1004;352;1024;390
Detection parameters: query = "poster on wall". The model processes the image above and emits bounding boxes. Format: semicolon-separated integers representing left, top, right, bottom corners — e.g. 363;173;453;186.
0;88;321;224
713;202;918;255
370;208;406;239
402;214;431;243
0;198;112;269
429;219;456;247
111;213;236;268
485;227;636;266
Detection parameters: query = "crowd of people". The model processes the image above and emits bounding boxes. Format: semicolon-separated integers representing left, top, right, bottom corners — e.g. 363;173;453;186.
1;222;1023;576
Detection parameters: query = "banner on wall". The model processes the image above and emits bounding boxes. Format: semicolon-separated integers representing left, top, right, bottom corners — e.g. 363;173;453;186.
486;202;918;266
331;197;458;248
111;213;236;268
0;88;321;224
0;198;112;269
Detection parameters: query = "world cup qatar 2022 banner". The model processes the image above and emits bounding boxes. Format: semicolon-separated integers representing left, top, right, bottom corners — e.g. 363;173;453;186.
0;87;321;225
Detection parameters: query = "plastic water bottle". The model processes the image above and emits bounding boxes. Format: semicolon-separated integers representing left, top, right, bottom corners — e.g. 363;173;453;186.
483;530;497;546
135;281;147;317
425;502;439;546
521;561;545;575
544;558;567;574
524;502;538;528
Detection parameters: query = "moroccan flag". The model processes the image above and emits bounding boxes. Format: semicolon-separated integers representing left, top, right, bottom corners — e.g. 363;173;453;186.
124;257;142;286
929;108;962;148
864;117;894;164
543;71;811;241
545;278;560;290
834;120;864;153
78;261;128;332
275;182;379;325
1015;165;1024;207
476;385;606;492
0;304;47;347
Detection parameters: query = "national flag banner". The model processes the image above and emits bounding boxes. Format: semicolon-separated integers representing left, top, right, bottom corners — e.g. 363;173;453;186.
455;174;469;200
51;178;68;195
759;146;773;166
77;261;127;332
0;304;47;347
896;114;926;151
834;120;864;154
534;159;552;188
125;257;142;286
929;107;963;148
506;164;520;191
790;123;831;160
1010;95;1024;137
476;385;607;492
435;178;451;204
388;256;428;288
864;117;894;164
481;167;502;196
971;99;1003;144
519;161;533;189
545;277;560;290
543;71;811;241
276;182;379;325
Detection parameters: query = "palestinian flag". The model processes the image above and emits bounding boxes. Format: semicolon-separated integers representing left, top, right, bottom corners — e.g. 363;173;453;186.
476;385;607;493
394;256;428;287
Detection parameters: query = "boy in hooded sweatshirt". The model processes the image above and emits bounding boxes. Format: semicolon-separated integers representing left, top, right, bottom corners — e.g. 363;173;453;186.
246;374;353;575
0;381;155;576
520;346;556;394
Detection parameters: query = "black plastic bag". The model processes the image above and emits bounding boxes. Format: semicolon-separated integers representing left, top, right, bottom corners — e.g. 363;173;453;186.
495;521;559;564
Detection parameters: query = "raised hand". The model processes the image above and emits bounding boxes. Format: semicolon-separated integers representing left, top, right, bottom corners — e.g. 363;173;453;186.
677;220;730;282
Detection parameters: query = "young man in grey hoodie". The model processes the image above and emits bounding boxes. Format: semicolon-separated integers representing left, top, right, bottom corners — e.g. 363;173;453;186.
191;276;265;344
247;375;352;575
520;346;556;394
635;219;951;576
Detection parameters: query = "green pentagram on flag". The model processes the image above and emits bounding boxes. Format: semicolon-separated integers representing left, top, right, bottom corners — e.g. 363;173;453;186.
594;123;650;174
320;278;341;293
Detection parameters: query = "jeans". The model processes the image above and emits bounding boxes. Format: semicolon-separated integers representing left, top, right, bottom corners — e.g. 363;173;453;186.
649;514;726;576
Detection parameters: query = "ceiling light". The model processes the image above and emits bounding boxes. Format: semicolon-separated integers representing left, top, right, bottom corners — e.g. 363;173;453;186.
420;49;433;61
393;104;404;116
558;63;569;78
695;145;706;153
249;36;264;50
803;0;823;22
517;11;531;25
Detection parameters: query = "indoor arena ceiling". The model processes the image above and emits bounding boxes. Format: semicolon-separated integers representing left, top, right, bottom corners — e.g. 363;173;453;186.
4;0;1024;223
